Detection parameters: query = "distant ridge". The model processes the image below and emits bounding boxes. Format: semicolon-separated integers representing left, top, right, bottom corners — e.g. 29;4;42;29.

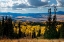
48;11;64;15
56;11;64;14
0;11;64;14
0;11;64;18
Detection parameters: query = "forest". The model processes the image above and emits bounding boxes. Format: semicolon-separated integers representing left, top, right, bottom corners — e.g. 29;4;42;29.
0;7;64;39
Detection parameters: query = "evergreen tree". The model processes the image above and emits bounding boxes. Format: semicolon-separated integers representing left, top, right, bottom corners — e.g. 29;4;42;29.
17;22;26;38
52;6;58;38
2;16;4;27
58;22;64;38
51;14;58;38
2;16;4;37
44;8;52;39
37;28;41;37
32;29;36;38
44;7;58;39
3;16;14;38
18;22;22;38
13;26;18;39
0;20;3;38
3;16;8;37
7;17;14;38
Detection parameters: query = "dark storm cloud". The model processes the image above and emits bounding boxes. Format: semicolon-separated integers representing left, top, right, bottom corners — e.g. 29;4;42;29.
12;0;48;9
12;3;36;9
28;0;48;6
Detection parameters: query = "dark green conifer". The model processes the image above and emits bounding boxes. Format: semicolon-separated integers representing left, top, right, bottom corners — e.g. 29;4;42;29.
58;22;64;38
37;28;41;37
44;7;58;39
32;29;36;38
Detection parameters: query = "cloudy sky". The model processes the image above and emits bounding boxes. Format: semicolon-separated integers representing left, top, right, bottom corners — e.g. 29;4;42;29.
0;0;64;13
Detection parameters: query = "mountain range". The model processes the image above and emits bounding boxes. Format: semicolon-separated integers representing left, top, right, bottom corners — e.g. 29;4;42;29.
0;11;64;22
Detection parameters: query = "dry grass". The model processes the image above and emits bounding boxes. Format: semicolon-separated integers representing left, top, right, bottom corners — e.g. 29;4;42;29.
0;39;64;42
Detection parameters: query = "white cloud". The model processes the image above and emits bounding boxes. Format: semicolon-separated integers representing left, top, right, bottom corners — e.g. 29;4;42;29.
0;0;22;8
50;3;56;7
0;0;50;13
22;9;27;11
0;0;14;8
0;8;12;12
0;0;64;9
56;0;64;7
0;0;49;8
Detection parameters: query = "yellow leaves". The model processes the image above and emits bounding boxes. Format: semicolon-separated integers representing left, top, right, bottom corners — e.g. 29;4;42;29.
25;29;30;35
13;27;17;33
56;25;62;31
41;26;45;34
13;24;46;35
21;25;27;29
36;32;38;36
15;24;18;26
26;25;32;30
21;26;26;33
13;27;19;34
22;22;27;25
36;25;40;31
17;28;19;34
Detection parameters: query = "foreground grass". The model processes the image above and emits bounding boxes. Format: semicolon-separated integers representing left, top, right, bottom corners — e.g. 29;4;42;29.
0;39;64;42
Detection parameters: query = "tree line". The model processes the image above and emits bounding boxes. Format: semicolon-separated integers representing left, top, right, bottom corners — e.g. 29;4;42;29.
0;7;64;39
0;16;41;39
44;7;64;39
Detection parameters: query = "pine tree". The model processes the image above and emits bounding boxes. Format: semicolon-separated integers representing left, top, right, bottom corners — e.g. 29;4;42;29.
52;6;58;38
51;14;58;38
2;16;4;27
0;20;3;38
7;16;14;38
44;7;58;39
37;28;41;37
2;16;4;37
18;22;22;38
32;29;36;38
3;16;14;38
58;22;64;38
44;8;52;39
3;16;8;37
